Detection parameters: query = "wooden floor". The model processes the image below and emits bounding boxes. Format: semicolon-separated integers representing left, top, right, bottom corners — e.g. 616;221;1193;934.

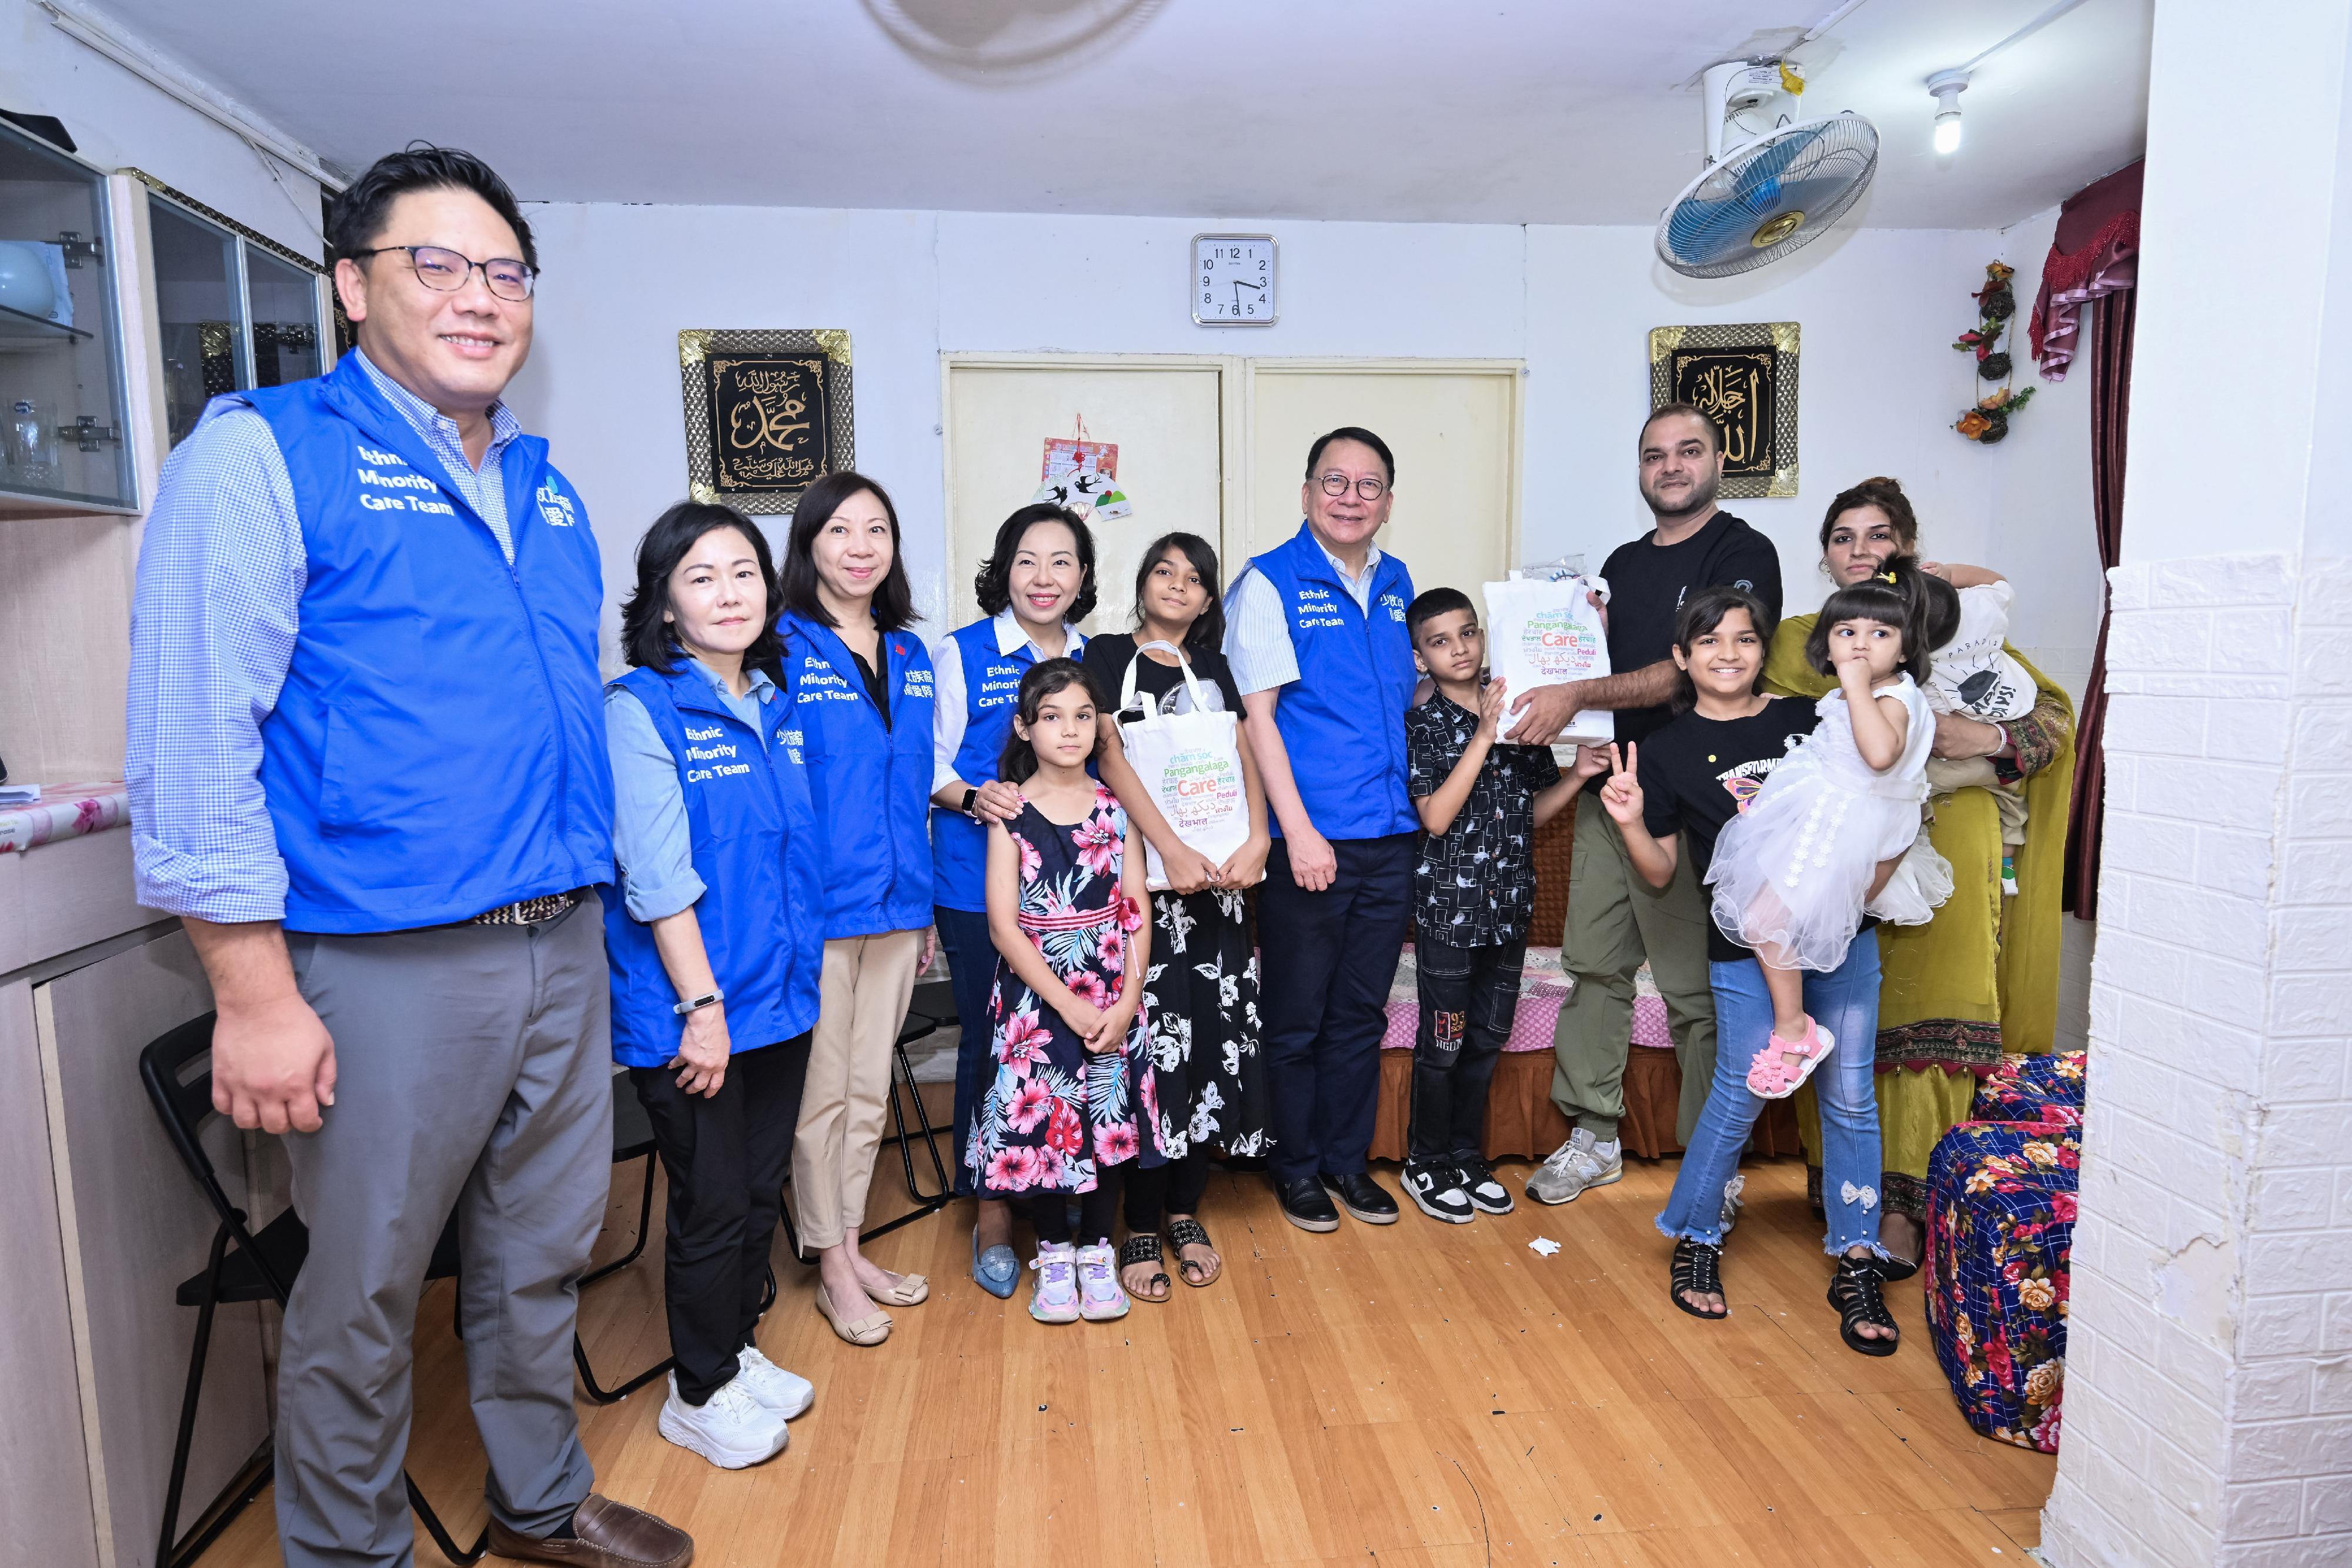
193;1102;2052;1567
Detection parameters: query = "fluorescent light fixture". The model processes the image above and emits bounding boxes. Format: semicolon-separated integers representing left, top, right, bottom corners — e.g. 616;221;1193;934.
1928;69;1970;156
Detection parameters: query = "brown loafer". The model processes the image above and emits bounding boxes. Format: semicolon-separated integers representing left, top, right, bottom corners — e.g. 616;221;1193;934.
485;1493;692;1568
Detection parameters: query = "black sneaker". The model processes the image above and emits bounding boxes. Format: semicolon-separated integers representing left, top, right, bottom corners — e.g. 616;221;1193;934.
1274;1175;1340;1233
1455;1155;1515;1216
1401;1161;1475;1224
1320;1171;1401;1225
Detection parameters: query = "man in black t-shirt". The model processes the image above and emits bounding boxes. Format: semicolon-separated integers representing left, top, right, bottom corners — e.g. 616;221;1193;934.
1520;404;1785;1206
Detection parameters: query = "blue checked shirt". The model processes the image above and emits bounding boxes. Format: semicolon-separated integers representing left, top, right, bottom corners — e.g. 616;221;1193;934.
125;350;527;922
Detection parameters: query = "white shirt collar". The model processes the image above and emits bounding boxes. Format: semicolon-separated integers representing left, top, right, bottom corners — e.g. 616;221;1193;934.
991;606;1085;659
1314;533;1381;587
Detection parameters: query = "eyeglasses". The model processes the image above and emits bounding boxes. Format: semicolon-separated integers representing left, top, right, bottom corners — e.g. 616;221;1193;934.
350;245;536;302
1317;472;1388;501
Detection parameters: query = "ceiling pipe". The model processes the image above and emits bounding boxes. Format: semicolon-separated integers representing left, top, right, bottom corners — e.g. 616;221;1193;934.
37;0;346;190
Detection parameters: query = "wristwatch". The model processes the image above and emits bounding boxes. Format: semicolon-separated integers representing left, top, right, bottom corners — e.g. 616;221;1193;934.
960;786;981;821
673;989;724;1015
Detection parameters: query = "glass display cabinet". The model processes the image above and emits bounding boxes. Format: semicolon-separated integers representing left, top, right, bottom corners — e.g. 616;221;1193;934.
148;188;325;450
0;117;135;511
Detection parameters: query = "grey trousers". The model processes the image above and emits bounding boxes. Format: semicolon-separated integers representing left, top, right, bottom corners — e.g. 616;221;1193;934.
276;901;610;1568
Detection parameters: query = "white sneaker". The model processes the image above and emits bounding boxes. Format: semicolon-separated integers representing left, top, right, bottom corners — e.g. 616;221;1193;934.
736;1345;814;1420
656;1372;787;1469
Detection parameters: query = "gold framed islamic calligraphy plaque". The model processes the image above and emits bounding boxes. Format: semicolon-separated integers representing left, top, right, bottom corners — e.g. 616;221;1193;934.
1648;322;1798;499
678;329;855;513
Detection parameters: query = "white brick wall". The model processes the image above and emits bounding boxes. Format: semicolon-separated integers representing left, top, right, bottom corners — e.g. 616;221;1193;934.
2041;554;2352;1568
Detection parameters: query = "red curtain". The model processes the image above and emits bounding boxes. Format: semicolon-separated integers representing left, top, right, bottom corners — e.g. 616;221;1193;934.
2062;285;2135;920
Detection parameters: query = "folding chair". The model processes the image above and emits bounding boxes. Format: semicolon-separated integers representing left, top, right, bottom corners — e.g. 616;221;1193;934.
572;1076;784;1404
857;979;957;1243
141;1014;487;1568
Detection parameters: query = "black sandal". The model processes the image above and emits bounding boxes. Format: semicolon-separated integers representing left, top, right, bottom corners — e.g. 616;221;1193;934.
1829;1254;1900;1356
1167;1218;1221;1288
1669;1239;1728;1319
1118;1234;1170;1302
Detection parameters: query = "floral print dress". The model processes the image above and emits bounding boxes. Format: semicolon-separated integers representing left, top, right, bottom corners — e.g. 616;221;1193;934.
968;785;1152;1195
1140;888;1268;1162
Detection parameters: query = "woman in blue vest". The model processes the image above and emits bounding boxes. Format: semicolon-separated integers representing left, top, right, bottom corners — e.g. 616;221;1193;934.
776;471;938;1346
605;502;824;1470
930;502;1096;1295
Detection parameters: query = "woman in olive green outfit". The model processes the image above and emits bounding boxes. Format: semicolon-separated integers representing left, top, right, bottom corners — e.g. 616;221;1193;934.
1766;477;2076;1268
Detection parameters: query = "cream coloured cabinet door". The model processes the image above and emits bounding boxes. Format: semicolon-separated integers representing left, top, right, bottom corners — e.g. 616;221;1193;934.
1236;362;1522;602
941;357;1237;637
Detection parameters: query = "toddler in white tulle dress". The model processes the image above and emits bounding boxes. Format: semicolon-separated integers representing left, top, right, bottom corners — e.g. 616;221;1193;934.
1706;560;1954;1099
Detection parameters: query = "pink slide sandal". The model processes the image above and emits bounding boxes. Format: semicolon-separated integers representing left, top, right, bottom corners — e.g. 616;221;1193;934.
1746;1017;1836;1100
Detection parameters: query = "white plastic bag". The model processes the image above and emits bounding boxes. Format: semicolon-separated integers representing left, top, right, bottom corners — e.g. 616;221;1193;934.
1482;573;1614;746
1114;642;1250;890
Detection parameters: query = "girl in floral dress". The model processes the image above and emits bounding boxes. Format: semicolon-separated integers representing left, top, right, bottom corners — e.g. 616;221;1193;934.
970;659;1153;1323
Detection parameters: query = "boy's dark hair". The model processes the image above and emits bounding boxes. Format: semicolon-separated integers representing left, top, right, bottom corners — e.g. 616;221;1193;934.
1000;658;1104;784
1669;585;1775;710
1910;567;1962;654
327;143;538;272
1804;554;1936;684
780;470;918;631
1406;586;1476;641
974;504;1097;625
1305;426;1396;486
1132;531;1225;652
620;502;781;674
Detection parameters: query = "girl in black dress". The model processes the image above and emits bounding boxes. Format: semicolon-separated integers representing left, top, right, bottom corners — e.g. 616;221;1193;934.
1082;533;1272;1300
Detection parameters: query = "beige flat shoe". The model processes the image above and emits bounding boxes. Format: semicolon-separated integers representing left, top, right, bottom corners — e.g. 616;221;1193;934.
870;1272;929;1307
814;1282;891;1346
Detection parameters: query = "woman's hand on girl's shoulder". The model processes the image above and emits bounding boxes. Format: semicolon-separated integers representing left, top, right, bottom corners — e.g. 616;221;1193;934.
974;778;1025;822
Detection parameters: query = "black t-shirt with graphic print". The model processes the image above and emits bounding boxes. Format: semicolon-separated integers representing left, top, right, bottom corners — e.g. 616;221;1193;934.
1082;633;1245;720
1406;689;1562;947
1634;694;1820;962
1585;509;1783;794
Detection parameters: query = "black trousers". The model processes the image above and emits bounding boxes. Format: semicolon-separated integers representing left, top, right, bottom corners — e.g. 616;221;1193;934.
1408;935;1524;1164
1123;1151;1211;1232
630;1033;812;1404
1027;1185;1121;1247
1257;833;1416;1183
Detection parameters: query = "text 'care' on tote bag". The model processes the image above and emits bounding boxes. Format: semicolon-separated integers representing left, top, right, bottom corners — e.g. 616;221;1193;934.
1115;641;1250;890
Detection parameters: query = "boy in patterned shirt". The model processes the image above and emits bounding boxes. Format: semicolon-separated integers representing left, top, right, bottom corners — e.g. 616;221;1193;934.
1402;588;1580;1223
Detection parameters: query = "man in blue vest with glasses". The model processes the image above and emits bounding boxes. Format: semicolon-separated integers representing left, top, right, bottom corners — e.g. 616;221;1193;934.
1226;427;1419;1232
126;148;691;1568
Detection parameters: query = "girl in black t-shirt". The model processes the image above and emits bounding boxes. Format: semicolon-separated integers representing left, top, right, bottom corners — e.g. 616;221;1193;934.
1572;586;1901;1356
1081;533;1272;1304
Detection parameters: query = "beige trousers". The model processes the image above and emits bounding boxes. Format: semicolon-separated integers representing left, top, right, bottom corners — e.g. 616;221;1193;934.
792;929;925;1249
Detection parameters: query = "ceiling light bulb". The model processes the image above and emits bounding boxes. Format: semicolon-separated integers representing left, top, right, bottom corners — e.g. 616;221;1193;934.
1927;70;1970;157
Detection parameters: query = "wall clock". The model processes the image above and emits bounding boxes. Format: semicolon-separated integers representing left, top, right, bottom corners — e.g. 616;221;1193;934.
1192;233;1276;325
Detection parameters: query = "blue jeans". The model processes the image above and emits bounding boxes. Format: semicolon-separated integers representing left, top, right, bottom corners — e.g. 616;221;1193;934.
1655;931;1887;1258
933;904;997;1197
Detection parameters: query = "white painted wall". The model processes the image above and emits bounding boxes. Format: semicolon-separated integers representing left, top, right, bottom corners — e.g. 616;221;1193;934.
506;199;2104;666
2039;3;2352;1564
0;0;324;260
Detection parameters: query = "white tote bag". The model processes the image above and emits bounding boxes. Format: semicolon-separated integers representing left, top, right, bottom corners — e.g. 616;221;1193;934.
1482;573;1615;747
1114;641;1251;890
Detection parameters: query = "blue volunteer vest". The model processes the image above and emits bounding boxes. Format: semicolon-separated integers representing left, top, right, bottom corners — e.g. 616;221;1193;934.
1244;522;1420;841
782;611;937;938
600;663;824;1066
237;353;612;933
928;617;1082;912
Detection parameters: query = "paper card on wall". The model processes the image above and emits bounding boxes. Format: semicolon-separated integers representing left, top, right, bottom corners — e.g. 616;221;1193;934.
1043;436;1118;482
1483;573;1614;747
1031;446;1134;522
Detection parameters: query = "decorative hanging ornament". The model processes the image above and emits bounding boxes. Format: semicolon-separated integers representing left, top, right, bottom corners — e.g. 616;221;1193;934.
1953;261;2034;443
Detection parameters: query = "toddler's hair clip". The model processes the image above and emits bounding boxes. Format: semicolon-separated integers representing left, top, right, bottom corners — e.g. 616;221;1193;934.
1877;570;1899;583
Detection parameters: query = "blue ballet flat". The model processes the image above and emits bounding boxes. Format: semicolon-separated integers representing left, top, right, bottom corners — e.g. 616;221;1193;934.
971;1228;1020;1299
